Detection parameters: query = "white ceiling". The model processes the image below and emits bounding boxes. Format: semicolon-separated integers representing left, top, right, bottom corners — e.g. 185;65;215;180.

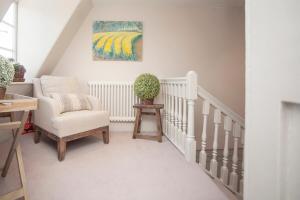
92;0;244;7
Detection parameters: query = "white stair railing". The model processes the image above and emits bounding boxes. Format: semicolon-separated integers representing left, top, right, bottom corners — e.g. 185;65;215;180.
160;71;198;162
197;84;245;196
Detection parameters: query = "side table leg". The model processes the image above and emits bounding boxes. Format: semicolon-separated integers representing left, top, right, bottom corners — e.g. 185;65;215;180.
133;108;141;139
137;110;142;134
155;109;163;143
1;111;29;177
16;145;29;200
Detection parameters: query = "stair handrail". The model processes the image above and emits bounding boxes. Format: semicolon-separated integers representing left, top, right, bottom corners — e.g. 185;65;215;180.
197;85;244;127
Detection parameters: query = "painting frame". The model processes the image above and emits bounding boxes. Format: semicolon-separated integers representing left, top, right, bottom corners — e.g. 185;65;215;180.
92;21;143;61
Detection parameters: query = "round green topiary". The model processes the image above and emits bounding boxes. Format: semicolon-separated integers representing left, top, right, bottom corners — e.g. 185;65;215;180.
134;73;160;100
0;55;15;88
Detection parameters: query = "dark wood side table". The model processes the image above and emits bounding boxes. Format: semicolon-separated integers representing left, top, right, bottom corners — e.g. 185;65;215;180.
132;104;164;142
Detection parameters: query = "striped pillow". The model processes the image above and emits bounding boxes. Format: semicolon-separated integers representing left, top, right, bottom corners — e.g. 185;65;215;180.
49;93;91;113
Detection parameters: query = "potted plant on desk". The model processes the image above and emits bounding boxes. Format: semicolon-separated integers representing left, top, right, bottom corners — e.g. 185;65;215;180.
134;73;160;105
0;56;15;99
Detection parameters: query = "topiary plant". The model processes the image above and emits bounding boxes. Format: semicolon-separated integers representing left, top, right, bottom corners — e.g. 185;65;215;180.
134;73;160;104
0;55;15;99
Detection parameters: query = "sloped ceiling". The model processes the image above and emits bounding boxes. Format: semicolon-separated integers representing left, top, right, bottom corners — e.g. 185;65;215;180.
0;0;14;20
18;0;93;79
37;0;93;76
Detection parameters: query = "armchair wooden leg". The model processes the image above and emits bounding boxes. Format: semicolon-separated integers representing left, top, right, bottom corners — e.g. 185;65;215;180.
102;127;109;144
34;129;42;144
57;139;66;161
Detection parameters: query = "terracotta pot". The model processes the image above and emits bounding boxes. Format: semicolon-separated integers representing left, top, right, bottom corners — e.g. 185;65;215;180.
13;68;26;82
141;99;154;105
0;87;6;99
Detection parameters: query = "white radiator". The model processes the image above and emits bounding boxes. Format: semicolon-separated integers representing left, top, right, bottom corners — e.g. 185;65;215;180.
88;81;140;122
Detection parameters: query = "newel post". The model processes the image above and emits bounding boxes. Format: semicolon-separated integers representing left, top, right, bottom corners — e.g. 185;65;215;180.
185;71;198;162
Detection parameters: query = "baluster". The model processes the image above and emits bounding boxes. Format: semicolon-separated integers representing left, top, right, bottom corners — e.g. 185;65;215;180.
240;129;245;194
168;83;172;138
182;84;187;147
185;71;197;162
220;116;232;185
168;84;172;140
199;100;210;167
168;83;171;135
173;83;177;142
164;83;168;136
161;83;164;131
230;123;241;191
210;109;221;177
174;83;179;145
163;83;167;134
170;84;175;141
178;83;183;151
168;83;171;138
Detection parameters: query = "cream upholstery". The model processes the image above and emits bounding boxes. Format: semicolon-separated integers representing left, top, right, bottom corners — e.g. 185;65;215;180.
33;76;109;138
52;110;109;137
40;76;80;96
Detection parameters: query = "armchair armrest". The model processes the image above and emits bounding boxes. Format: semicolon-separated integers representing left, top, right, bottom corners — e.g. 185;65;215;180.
34;96;60;128
86;95;102;111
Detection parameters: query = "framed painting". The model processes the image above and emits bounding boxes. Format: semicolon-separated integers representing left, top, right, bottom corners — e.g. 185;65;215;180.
92;21;143;61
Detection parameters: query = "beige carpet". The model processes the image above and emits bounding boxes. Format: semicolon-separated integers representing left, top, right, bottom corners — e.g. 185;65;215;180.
0;132;229;200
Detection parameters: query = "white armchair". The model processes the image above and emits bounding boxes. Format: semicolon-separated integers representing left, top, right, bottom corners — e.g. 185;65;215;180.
32;76;110;161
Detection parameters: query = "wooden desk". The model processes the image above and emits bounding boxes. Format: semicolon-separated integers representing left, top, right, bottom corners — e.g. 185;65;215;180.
0;94;37;200
132;104;164;142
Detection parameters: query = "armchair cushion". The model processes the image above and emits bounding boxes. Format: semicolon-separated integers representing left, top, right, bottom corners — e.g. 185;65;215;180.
49;93;91;113
40;76;80;96
51;110;110;137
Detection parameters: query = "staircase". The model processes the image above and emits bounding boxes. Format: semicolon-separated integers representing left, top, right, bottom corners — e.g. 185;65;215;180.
89;71;245;198
160;71;244;198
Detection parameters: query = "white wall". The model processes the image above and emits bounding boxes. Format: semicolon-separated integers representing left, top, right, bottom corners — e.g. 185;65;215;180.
245;0;300;199
52;1;245;117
